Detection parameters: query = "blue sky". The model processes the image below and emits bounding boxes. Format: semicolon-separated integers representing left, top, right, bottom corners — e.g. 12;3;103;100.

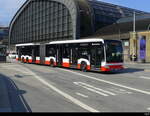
0;0;150;26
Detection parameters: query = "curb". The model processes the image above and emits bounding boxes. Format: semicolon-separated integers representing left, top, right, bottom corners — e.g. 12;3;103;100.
0;77;11;112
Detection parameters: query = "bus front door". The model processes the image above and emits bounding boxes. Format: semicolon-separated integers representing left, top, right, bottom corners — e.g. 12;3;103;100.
57;45;63;66
91;46;104;69
95;48;102;68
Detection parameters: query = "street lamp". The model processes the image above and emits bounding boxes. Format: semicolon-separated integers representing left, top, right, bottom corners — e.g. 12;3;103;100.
132;11;137;61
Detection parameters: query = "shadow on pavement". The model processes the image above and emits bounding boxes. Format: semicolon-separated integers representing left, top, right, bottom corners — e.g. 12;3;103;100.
101;68;145;75
0;74;32;112
85;68;144;75
57;67;144;75
116;68;144;74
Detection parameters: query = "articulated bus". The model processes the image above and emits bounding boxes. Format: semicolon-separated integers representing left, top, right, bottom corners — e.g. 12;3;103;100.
16;39;124;72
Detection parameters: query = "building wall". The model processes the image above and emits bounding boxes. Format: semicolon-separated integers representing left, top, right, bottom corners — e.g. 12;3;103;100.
10;0;149;45
10;0;74;44
138;31;150;62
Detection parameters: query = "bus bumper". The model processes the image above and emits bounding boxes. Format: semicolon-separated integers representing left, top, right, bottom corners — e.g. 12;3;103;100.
101;65;124;72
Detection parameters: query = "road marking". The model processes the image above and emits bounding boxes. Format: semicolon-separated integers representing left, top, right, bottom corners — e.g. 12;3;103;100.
107;88;132;95
147;108;150;110
74;82;108;96
74;82;116;96
139;76;150;80
76;93;89;98
58;68;150;95
22;67;99;112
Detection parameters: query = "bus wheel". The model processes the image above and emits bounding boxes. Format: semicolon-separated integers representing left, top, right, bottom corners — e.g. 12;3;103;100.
21;58;24;63
26;58;29;63
50;60;55;67
81;62;87;72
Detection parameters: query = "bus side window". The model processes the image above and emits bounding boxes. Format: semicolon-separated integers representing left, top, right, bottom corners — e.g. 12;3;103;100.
78;47;89;60
91;48;96;65
49;48;55;56
97;46;104;61
63;44;70;58
72;46;78;64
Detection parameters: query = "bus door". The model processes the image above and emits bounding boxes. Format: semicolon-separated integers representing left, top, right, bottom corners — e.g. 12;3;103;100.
32;46;35;63
17;47;21;60
40;44;46;64
32;46;39;63
72;44;78;65
57;45;63;66
91;43;104;68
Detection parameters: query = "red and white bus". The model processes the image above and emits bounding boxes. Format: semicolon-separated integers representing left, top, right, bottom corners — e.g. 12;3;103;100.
16;39;124;72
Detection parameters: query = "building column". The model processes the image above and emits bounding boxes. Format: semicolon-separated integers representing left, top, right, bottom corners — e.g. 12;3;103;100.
130;32;138;61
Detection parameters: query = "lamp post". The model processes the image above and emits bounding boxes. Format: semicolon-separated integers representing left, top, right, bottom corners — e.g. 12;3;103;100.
132;11;136;61
133;11;136;33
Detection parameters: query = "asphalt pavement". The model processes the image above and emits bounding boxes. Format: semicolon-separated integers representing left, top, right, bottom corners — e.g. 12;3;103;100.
0;75;11;112
1;60;150;112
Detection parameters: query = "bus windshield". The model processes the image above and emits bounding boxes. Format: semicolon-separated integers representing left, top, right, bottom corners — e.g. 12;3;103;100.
105;40;123;63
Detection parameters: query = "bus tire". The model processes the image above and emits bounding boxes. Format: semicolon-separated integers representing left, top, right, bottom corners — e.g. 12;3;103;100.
81;62;87;72
26;58;29;63
21;58;24;63
50;59;55;67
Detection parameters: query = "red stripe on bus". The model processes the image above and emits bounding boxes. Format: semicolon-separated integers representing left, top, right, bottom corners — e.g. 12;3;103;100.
77;64;91;70
45;61;50;65
77;64;81;69
109;65;124;69
101;65;124;72
24;59;27;63
29;59;32;63
54;62;57;66
62;63;70;68
87;65;91;71
35;60;40;64
16;58;19;61
101;67;110;72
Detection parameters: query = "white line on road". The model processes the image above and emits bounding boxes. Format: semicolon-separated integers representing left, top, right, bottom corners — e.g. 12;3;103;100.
147;108;150;110
78;82;116;96
23;67;99;112
76;93;89;98
58;68;150;95
74;82;116;96
139;76;150;80
107;88;132;95
74;82;109;97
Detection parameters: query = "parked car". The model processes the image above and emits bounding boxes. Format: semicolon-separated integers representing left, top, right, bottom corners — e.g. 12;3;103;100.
8;53;17;59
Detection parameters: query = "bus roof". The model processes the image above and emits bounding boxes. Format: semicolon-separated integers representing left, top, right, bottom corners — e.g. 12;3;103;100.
15;39;122;47
49;39;104;45
16;43;40;47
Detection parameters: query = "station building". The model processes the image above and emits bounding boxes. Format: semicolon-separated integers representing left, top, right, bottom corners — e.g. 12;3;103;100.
95;14;150;62
9;0;150;62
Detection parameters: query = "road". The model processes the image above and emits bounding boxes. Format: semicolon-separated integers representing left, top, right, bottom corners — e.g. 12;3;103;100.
0;60;150;112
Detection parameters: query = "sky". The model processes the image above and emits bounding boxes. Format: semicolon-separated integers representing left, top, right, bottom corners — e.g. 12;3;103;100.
0;0;150;26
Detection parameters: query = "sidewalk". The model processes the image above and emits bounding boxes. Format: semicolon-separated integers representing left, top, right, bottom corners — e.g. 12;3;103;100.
0;76;11;112
124;62;150;70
